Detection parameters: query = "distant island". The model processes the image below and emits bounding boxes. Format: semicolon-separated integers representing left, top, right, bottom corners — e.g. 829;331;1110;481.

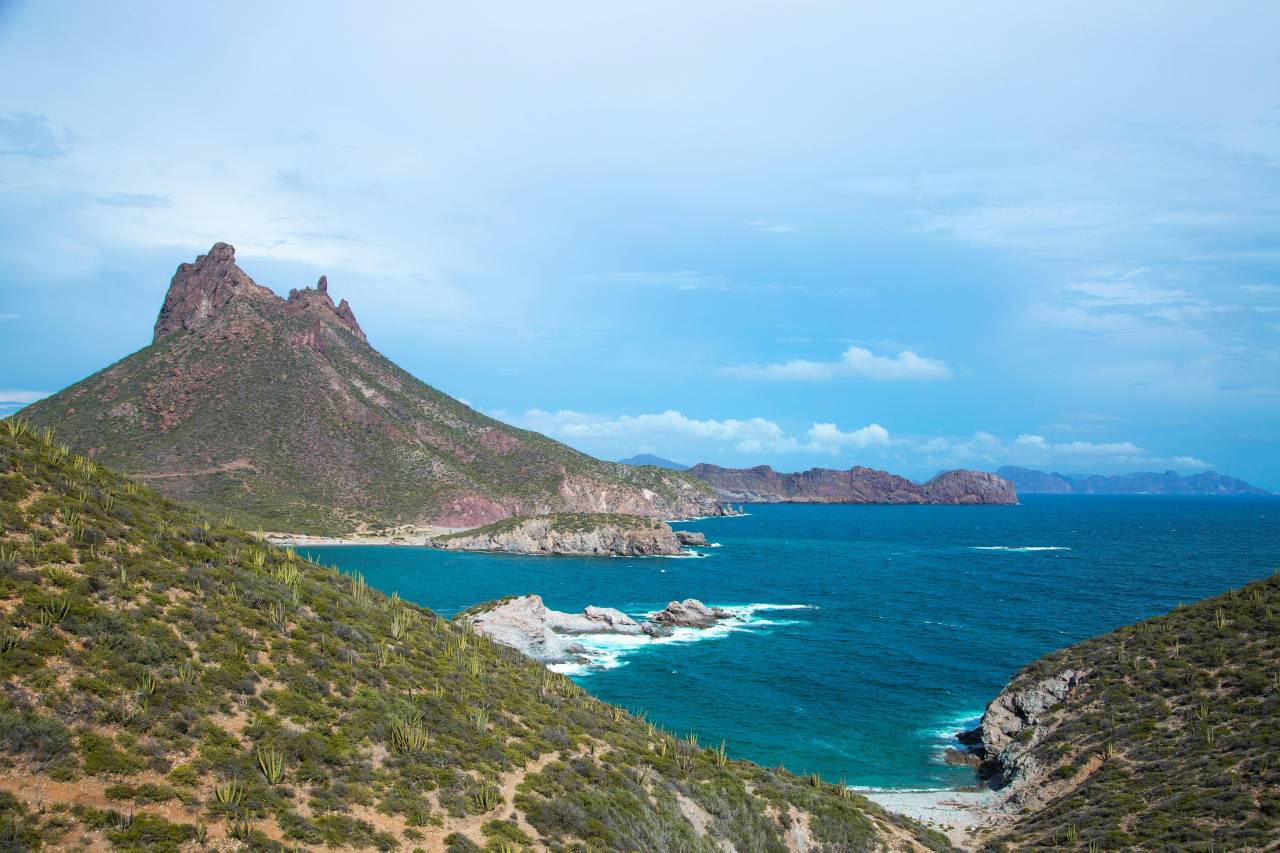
997;466;1273;496
618;453;689;471
688;463;1018;504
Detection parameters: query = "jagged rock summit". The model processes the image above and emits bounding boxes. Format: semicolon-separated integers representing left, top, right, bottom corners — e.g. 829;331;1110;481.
23;243;722;534
155;243;366;344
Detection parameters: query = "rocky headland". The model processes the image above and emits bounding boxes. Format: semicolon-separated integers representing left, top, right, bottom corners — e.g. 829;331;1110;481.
688;463;1018;505
458;594;737;664
431;512;706;556
997;465;1273;496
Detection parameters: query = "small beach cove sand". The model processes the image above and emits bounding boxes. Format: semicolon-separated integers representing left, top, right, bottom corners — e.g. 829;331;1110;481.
861;788;1000;847
267;524;458;547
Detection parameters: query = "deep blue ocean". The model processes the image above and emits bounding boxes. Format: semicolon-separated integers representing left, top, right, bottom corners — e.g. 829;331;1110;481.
304;496;1279;790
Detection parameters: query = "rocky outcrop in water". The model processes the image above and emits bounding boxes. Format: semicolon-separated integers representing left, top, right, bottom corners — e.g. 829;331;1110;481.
460;595;734;664
688;463;1018;505
432;513;688;556
651;599;733;628
674;530;709;546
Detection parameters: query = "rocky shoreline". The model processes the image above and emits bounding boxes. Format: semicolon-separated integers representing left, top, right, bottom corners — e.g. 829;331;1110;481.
431;512;714;556
458;595;736;664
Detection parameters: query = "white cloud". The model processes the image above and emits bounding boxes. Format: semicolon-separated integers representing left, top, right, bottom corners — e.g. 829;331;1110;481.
0;389;50;404
518;408;890;456
723;346;950;382
747;219;799;234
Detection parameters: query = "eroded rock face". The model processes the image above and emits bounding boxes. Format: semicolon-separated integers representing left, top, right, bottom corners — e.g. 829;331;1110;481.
651;598;732;629
687;463;1018;505
674;530;709;546
153;243;275;341
433;514;686;556
977;668;1086;795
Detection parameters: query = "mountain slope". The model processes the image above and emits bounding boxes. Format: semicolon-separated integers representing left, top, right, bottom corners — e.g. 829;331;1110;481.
0;420;947;851
997;466;1272;496
688;464;1018;505
618;454;689;471
966;573;1280;850
20;243;721;535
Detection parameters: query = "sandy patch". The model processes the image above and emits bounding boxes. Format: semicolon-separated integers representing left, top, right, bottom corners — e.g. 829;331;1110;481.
861;788;998;848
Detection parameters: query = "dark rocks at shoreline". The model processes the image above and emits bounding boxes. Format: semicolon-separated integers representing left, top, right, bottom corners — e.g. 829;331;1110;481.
674;530;709;547
651;598;733;629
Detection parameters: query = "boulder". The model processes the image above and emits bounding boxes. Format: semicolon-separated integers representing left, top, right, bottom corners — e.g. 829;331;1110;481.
651;598;733;629
674;530;709;546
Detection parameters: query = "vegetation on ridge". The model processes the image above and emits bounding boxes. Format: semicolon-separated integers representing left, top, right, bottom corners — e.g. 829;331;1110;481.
0;418;945;852
979;571;1280;851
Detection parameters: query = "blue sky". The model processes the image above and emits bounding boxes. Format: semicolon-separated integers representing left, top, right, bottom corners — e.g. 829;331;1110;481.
2;1;1279;488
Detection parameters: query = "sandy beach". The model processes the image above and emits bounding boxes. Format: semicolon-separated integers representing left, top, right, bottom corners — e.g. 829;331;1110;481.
861;788;998;847
266;525;458;548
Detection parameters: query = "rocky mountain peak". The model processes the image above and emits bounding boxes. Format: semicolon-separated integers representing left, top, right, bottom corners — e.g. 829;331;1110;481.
153;241;271;342
286;275;366;341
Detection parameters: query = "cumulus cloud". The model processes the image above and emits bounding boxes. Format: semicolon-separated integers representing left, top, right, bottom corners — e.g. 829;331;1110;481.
723;346;951;382
0;390;51;405
517;408;891;456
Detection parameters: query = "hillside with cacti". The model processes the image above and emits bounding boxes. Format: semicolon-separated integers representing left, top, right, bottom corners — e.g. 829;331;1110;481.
0;417;948;852
966;570;1280;851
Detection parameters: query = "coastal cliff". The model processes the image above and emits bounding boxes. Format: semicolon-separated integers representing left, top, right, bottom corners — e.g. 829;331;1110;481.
431;512;690;556
688;463;1018;505
949;573;1280;849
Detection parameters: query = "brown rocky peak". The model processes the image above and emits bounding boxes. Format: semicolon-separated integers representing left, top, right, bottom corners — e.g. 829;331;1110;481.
153;242;273;342
286;275;366;342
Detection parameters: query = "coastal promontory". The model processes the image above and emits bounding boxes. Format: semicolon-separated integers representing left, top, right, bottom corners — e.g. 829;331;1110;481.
431;512;693;556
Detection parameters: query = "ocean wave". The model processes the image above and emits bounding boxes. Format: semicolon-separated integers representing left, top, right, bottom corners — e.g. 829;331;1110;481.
969;545;1071;553
555;602;814;675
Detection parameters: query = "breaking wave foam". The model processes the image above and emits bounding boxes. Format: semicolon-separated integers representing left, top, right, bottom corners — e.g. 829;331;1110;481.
547;603;813;676
969;545;1071;553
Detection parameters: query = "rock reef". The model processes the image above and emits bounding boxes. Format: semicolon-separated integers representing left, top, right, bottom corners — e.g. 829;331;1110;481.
460;595;736;664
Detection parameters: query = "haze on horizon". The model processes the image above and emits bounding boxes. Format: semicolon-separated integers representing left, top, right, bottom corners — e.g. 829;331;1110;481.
1;1;1278;488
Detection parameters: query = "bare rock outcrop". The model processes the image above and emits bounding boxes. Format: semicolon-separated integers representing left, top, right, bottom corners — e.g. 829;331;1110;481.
651;598;733;629
962;668;1086;803
674;530;709;546
461;595;733;664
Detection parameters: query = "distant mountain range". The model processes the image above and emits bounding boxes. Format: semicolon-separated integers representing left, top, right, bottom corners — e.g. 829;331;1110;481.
21;243;723;534
688;463;1018;504
997;466;1273;496
618;453;689;471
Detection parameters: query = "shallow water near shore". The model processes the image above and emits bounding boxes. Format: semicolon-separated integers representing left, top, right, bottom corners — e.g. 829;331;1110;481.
303;495;1279;789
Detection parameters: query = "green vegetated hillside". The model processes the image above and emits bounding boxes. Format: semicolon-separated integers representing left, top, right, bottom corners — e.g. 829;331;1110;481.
0;420;946;852
19;243;720;536
979;574;1280;851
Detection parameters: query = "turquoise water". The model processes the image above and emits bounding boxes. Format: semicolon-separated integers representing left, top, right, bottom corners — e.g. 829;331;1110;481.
303;496;1279;789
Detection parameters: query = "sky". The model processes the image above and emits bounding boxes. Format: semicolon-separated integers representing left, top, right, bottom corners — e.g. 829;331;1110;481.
1;1;1278;489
